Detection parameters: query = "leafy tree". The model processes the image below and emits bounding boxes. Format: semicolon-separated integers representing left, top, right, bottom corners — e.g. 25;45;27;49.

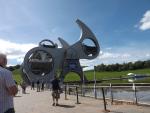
96;60;150;72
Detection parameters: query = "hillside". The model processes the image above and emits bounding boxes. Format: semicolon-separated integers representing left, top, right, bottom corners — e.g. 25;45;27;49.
13;69;22;84
13;68;150;84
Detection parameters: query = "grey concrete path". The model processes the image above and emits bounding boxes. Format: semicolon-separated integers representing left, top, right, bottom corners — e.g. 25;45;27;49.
14;87;150;113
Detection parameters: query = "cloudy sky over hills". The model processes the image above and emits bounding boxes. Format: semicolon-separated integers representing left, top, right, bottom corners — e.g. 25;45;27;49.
0;0;150;68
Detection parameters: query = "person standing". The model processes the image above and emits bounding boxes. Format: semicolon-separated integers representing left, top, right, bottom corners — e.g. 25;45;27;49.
36;80;40;92
20;82;27;94
0;53;18;113
51;75;61;106
41;81;44;91
31;81;35;90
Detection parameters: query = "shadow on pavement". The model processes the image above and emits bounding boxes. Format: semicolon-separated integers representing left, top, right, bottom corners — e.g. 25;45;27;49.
57;104;75;108
15;95;22;97
110;111;123;113
23;93;30;94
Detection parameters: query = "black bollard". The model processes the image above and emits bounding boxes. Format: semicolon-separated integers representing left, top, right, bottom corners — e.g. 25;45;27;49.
101;87;107;111
134;84;138;104
94;84;97;99
76;86;80;104
110;83;114;104
65;85;67;100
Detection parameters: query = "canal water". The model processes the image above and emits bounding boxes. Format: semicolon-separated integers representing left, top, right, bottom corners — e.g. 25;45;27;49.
83;87;150;105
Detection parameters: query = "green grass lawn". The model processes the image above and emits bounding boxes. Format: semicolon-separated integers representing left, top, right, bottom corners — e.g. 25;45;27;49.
13;68;150;84
13;69;22;84
84;68;150;83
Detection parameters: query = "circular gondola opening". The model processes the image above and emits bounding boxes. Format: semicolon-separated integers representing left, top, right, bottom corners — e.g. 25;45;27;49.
82;38;97;56
28;50;53;76
39;39;56;48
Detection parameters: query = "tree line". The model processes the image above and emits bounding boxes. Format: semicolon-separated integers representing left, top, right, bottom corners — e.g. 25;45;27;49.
95;60;150;72
7;64;21;71
6;59;150;72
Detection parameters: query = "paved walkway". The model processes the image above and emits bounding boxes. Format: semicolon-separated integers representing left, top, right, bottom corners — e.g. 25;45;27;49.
14;87;150;113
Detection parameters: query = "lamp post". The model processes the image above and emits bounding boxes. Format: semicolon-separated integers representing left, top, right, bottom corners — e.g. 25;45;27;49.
81;66;88;96
82;69;85;96
94;66;97;99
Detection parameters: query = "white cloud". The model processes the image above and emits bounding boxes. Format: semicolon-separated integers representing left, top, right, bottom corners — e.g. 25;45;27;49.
80;49;150;70
0;38;37;65
99;52;131;59
139;10;150;30
1;37;150;69
105;47;112;50
146;53;150;57
16;57;24;63
80;52;131;70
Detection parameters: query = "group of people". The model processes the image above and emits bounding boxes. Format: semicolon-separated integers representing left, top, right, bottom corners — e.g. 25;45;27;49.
34;80;45;92
0;53;62;113
31;76;62;106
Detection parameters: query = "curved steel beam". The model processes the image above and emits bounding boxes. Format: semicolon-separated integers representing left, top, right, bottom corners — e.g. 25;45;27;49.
58;37;70;49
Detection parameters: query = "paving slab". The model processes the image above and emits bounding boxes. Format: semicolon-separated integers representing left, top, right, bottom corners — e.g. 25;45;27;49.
14;87;150;113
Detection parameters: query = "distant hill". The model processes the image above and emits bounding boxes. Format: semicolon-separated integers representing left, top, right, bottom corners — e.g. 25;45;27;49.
12;68;150;84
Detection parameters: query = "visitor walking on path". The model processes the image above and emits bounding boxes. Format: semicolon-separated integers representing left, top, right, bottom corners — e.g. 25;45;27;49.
0;53;18;113
20;82;27;94
37;80;40;92
31;81;35;90
51;75;61;106
41;81;45;91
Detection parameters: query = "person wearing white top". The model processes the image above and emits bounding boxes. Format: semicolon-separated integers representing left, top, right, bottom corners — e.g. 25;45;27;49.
0;53;18;113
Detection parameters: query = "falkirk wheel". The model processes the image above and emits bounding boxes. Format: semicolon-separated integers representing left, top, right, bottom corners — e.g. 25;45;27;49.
21;19;100;85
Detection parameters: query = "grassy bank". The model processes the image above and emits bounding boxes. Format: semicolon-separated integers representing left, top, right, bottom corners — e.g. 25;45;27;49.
84;68;150;83
13;69;22;84
13;68;150;84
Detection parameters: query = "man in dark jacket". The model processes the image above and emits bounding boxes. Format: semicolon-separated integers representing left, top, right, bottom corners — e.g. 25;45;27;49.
51;75;61;106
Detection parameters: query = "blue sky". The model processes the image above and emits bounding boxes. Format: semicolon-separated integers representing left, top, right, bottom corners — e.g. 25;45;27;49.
0;0;150;68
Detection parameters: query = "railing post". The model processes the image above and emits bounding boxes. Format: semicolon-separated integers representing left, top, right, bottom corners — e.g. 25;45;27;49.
133;83;138;104
76;86;80;104
101;87;107;111
82;84;85;97
110;83;114;104
94;66;97;99
65;85;67;100
68;87;71;95
94;84;97;99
